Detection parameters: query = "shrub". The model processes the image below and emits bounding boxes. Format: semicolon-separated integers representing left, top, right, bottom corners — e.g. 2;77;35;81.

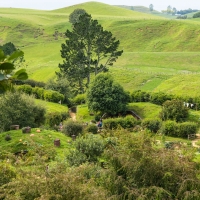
66;149;87;166
150;92;174;105
161;121;198;138
17;84;33;95
62;120;83;136
131;90;150;102
73;93;86;105
5;134;11;141
67;135;105;165
177;122;198;138
86;124;98;134
87;74;129;115
103;116;139;130
44;90;64;103
161;121;177;137
24;79;45;87
160;99;189;122
35;87;44;99
0;163;16;186
45;112;69;128
0;92;46;132
142;119;162;133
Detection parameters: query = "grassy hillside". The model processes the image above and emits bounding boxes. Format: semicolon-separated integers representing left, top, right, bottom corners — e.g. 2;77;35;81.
1;2;200;97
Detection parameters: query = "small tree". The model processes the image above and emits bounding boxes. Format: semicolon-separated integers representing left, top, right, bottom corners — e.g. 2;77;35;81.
87;74;129;115
149;4;153;11
160;99;189;122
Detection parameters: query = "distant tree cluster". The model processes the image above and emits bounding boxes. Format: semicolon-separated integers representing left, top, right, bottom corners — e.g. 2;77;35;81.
177;8;198;15
177;15;187;19
193;11;200;18
149;4;153;11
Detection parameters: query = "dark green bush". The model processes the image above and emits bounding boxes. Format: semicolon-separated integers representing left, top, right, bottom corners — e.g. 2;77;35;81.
74;134;105;162
73;93;86;105
177;122;198;138
87;124;98;134
193;11;200;18
131;90;150;102
142;119;162;133
43;90;64;103
34;87;44;99
103;116;138;130
150;92;174;105
17;84;32;95
24;79;45;87
0;92;46;132
161;121;177;137
62;120;83;136
0;163;16;186
160;99;189;122
161;121;198;138
66;149;87;166
45;112;69;128
5;134;11;141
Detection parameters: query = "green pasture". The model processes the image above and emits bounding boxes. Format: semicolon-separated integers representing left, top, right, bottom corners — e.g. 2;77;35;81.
35;99;68;113
1;2;200;97
0;129;71;157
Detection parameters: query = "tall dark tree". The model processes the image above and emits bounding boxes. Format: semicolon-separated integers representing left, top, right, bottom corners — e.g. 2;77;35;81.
58;12;123;94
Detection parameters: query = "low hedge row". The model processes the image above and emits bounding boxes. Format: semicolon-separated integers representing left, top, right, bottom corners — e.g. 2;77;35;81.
161;121;198;138
17;84;64;103
103;116;140;130
131;90;200;110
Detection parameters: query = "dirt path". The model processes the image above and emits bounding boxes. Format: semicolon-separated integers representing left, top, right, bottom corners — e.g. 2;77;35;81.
69;112;76;121
191;134;200;148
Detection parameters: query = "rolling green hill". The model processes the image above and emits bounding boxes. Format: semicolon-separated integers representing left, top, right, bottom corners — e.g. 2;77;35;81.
1;1;200;97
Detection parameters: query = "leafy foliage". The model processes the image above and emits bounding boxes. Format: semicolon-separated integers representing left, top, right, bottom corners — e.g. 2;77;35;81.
67;134;105;165
58;12;123;94
0;49;28;93
160;99;189;122
103;132;200;199
142;118;162;133
62;120;83;137
87;74;129;115
69;8;87;24
0;92;46;132
193;11;200;18
45;77;71;104
162;120;198;138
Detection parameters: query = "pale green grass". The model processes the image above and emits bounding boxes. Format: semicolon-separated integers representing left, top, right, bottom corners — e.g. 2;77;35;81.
76;104;94;122
128;102;161;119
1;2;200;98
0;129;71;158
35;99;68;113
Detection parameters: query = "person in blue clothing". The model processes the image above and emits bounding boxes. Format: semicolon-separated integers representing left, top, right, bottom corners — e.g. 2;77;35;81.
97;119;103;130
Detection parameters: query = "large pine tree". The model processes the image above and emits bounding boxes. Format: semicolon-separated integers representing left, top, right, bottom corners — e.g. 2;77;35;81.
58;12;123;94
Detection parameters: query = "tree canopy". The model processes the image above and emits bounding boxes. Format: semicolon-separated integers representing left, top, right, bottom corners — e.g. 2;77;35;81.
160;99;189;122
57;12;123;94
69;9;87;24
87;73;129;115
